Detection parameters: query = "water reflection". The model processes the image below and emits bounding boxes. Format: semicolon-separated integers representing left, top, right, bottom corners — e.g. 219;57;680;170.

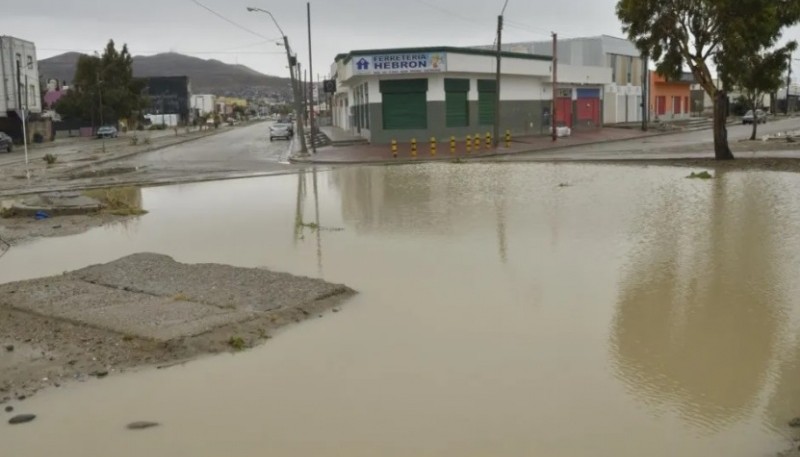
611;171;791;431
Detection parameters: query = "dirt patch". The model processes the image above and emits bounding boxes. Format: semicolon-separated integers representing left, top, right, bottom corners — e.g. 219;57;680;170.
0;253;355;403
0;212;139;245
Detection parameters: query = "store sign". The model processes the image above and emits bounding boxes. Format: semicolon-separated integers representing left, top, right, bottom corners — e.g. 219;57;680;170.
353;52;447;75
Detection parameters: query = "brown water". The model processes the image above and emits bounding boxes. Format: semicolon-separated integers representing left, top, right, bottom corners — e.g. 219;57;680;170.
2;163;800;456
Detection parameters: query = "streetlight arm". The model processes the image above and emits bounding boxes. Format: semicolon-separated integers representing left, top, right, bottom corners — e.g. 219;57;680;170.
246;7;286;38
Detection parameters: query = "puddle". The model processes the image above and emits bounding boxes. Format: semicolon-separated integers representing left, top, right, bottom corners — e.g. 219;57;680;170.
2;163;800;457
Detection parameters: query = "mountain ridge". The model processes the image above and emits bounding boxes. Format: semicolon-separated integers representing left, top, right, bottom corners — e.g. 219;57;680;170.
38;52;291;97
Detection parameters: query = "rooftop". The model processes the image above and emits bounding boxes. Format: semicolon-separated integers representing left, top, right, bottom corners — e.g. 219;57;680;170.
335;46;551;64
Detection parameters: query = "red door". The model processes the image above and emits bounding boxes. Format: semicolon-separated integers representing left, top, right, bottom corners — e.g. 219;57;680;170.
656;96;667;115
577;98;601;127
555;98;573;127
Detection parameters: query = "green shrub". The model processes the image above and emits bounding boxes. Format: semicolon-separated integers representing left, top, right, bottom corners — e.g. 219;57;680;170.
43;153;57;165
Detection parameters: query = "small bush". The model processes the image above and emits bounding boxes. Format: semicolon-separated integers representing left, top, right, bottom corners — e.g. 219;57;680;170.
43;153;57;165
129;136;139;146
228;336;246;351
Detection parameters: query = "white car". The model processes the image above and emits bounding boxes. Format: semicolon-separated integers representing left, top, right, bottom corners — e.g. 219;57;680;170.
269;123;294;141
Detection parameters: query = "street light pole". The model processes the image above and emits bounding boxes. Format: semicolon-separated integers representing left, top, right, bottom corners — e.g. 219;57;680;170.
247;6;309;156
307;2;316;153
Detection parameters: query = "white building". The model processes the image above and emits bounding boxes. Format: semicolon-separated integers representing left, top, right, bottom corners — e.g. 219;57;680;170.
329;46;610;143
487;36;645;125
191;94;216;117
0;36;41;117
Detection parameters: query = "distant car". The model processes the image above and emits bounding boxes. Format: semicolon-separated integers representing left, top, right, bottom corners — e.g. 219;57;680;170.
742;109;767;125
0;132;12;153
269;123;294;141
96;126;118;138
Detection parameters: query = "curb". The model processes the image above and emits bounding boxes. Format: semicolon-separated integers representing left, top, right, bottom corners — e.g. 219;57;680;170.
284;122;761;166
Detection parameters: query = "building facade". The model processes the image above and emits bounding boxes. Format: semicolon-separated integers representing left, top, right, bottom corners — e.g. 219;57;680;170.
139;76;192;124
0;36;41;118
650;72;692;121
491;36;645;125
191;94;216;117
330;46;610;144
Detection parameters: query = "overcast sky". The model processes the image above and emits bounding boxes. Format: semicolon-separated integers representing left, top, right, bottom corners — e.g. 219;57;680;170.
3;0;800;78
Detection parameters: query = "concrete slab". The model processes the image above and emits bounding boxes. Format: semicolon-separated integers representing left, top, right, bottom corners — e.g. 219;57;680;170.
0;253;354;342
0;276;252;341
73;253;351;313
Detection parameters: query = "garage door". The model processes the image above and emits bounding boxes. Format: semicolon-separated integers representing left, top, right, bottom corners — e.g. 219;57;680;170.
380;79;428;130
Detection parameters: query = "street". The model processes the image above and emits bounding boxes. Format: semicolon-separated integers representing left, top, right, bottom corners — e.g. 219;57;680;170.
119;121;293;172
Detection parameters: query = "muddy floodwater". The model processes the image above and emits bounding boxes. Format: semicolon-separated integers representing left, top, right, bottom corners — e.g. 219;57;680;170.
3;163;800;457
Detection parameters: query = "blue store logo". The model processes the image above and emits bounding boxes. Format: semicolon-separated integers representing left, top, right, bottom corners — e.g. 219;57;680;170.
356;58;370;71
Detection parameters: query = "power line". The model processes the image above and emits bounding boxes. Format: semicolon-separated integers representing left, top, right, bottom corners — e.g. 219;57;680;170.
188;0;272;40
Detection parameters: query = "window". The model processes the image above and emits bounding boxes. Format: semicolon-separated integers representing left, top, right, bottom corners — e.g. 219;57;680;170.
445;78;469;128
26;56;33;69
627;56;633;84
29;85;36;108
15;53;21;70
380;79;428;130
673;96;681;114
610;55;618;82
656;96;666;115
478;79;496;126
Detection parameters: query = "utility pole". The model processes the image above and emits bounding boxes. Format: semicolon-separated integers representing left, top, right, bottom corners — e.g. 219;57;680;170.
787;52;793;115
493;14;503;147
642;54;648;131
552;32;558;142
16;60;30;173
307;2;316;153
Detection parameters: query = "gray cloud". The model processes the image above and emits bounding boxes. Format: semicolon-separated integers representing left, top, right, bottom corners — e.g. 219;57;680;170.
2;0;799;79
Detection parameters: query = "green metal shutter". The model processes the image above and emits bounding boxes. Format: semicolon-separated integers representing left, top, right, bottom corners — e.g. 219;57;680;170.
445;78;469;128
382;93;427;130
446;92;469;127
478;80;496;126
478;91;495;126
380;79;428;130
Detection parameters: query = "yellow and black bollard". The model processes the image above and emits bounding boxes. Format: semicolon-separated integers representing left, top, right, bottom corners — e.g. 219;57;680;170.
430;137;437;156
466;135;472;153
411;138;417;158
474;134;481;151
485;132;492;150
450;136;456;154
391;139;398;158
504;129;511;148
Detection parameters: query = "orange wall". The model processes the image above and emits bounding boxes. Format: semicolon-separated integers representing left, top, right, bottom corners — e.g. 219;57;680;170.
650;72;691;115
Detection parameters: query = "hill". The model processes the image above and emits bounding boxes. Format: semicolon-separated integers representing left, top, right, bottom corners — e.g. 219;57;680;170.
38;52;292;97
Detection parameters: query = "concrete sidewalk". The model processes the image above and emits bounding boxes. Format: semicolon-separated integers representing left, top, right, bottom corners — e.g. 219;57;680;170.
291;128;661;164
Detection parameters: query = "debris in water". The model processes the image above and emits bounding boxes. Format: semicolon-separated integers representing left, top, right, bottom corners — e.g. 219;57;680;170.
8;414;36;425
127;421;160;430
687;171;713;179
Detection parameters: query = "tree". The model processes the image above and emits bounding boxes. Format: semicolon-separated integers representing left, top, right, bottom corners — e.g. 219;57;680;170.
730;45;796;140
617;0;800;160
55;40;147;126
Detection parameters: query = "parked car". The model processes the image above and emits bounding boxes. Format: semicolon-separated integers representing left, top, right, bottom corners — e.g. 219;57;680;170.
742;109;767;125
0;132;12;153
269;123;294;141
96;126;118;138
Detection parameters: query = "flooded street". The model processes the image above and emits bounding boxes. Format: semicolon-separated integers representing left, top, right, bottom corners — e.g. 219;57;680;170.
3;162;800;456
